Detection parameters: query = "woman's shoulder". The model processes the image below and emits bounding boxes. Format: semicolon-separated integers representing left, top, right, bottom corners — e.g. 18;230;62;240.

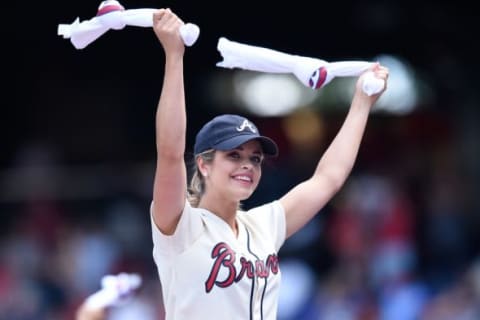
238;200;285;227
242;200;284;215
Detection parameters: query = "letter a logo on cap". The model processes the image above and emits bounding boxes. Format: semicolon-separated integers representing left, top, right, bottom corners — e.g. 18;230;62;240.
236;119;257;133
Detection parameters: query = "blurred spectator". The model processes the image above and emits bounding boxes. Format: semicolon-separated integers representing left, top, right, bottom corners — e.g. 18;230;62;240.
75;272;152;320
420;263;480;320
423;147;471;291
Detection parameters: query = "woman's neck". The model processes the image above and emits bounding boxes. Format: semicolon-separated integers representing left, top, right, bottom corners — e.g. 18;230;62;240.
199;196;239;235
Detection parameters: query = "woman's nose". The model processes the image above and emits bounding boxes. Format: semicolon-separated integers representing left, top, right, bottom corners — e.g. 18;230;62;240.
241;159;252;169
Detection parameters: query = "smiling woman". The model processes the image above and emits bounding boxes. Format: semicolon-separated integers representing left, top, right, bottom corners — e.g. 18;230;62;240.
149;7;388;320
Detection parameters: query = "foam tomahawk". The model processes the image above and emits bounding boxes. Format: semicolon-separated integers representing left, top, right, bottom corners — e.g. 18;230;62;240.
58;0;200;49
216;37;384;96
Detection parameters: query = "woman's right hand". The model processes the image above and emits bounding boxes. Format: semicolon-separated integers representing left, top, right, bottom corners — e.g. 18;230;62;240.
153;8;185;56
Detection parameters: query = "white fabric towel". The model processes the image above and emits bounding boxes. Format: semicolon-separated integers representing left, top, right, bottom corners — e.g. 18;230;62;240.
216;37;384;96
85;273;142;309
58;1;200;49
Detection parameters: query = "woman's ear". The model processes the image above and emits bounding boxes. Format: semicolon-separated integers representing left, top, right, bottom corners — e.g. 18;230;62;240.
197;156;208;177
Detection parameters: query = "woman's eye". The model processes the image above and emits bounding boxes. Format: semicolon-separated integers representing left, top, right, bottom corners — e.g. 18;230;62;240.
251;156;263;164
228;152;240;159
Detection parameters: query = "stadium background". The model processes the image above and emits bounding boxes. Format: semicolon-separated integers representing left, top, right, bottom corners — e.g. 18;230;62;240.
5;0;479;319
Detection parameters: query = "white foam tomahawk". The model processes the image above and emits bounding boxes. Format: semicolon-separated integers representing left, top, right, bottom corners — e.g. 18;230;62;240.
216;37;385;96
58;0;200;49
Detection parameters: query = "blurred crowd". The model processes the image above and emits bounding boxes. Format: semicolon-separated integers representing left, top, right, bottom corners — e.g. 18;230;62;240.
1;111;479;320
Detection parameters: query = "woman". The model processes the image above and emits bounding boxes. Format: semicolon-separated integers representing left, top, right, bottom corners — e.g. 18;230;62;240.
150;8;389;320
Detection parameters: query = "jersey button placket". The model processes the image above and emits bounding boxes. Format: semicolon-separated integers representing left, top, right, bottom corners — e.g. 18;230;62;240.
253;275;263;319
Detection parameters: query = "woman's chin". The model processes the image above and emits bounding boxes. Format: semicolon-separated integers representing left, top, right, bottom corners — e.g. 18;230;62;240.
236;190;254;201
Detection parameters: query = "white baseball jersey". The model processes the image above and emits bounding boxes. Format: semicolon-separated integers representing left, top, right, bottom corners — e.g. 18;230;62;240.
151;200;286;320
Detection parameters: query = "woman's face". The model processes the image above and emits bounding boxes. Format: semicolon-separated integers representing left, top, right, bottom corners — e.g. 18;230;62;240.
205;140;264;202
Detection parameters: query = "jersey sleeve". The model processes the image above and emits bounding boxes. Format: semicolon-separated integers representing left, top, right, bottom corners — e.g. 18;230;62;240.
245;200;287;251
150;200;204;257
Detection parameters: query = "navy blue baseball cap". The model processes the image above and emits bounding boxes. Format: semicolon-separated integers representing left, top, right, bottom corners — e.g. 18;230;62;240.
194;114;279;157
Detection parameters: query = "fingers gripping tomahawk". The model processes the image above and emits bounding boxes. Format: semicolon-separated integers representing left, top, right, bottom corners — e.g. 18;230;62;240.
57;0;200;49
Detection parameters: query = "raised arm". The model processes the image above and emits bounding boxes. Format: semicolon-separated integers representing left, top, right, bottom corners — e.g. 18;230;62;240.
151;9;188;235
280;63;389;238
